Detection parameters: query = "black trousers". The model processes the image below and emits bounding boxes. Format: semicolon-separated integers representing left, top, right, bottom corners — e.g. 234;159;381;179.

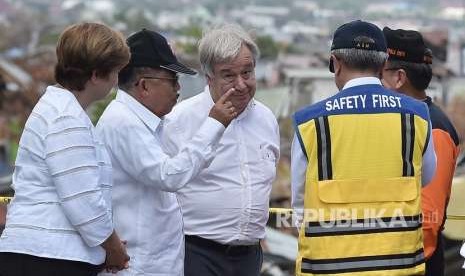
425;234;444;276
185;235;263;276
0;252;102;276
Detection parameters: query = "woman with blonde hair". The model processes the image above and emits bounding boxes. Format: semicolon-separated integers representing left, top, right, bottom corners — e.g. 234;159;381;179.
0;22;130;276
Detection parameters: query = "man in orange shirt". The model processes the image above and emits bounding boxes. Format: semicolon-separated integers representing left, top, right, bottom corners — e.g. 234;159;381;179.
382;27;460;276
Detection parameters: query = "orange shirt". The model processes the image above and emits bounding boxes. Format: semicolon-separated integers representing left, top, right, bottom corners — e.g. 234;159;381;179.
422;97;460;259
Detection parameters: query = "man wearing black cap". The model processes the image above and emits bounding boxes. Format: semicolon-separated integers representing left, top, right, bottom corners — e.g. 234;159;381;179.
291;20;436;275
96;29;238;276
382;27;460;276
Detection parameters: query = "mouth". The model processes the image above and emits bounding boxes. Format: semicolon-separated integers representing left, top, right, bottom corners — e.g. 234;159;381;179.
232;90;248;97
233;94;249;101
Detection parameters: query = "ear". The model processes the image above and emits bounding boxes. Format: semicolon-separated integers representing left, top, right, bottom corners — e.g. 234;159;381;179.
395;69;408;90
136;79;149;98
89;70;99;84
332;55;342;76
206;74;213;87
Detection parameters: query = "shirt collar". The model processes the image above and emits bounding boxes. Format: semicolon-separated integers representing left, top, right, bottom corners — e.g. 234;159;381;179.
116;89;161;133
48;85;77;99
46;85;89;120
342;77;382;90
203;85;256;120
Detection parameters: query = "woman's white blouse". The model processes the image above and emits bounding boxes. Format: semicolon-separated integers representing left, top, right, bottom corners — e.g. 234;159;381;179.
0;86;113;265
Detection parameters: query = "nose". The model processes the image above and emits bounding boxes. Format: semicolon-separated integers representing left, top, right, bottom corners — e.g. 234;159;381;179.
234;75;247;90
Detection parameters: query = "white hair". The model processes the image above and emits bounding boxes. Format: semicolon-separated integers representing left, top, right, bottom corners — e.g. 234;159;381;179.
199;23;260;77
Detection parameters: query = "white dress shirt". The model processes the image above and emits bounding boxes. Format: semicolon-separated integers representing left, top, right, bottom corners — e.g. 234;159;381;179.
96;90;225;276
291;77;437;224
162;86;280;245
0;86;113;265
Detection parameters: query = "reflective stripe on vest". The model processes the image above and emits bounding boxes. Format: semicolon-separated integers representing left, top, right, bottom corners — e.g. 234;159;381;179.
301;249;424;274
305;214;422;237
315;116;332;181
401;113;415;177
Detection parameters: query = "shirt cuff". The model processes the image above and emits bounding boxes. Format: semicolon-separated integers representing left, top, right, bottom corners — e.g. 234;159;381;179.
77;212;113;247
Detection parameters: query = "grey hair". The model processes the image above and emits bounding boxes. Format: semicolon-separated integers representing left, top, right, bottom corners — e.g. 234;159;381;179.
331;48;388;72
199;23;260;77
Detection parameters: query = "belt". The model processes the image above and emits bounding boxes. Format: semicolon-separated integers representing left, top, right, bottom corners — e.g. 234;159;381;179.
185;235;259;256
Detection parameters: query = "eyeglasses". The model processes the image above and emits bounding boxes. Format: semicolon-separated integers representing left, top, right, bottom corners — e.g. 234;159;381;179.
137;75;179;87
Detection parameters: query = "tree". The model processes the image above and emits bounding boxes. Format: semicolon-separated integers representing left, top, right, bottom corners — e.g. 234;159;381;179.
255;35;279;60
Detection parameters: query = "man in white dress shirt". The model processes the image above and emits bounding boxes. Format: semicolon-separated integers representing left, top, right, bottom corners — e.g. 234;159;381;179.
96;29;237;276
162;24;280;276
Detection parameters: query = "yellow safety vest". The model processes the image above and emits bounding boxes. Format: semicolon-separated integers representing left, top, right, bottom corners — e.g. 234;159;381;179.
293;84;430;275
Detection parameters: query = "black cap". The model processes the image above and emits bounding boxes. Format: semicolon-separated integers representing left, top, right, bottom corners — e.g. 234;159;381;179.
331;20;387;52
126;29;196;75
383;27;433;64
